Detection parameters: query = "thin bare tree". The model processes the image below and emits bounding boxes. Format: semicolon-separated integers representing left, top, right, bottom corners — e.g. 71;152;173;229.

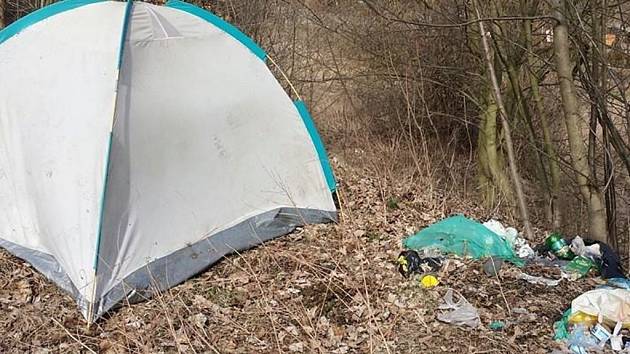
551;0;609;243
475;2;534;240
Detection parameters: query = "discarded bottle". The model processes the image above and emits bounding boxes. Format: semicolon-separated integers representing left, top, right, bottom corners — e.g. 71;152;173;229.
546;233;576;260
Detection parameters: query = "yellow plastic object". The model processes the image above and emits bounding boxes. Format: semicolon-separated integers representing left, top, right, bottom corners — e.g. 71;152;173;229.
421;274;439;288
568;311;598;327
571;288;630;329
568;311;630;329
397;255;409;274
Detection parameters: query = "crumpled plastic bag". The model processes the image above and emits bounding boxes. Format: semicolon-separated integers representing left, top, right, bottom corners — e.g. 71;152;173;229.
437;288;480;328
483;219;518;244
404;215;524;265
483;219;535;259
571;288;630;328
570;236;602;260
513;237;536;258
567;324;600;353
606;278;630;290
553;309;571;340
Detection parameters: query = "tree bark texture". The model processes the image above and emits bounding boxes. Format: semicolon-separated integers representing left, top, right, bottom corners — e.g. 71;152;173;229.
524;18;562;230
551;0;608;242
476;4;535;240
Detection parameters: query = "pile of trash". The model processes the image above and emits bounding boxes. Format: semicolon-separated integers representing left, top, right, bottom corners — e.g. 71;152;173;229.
402;215;525;266
397;214;629;352
553;284;630;352
400;214;622;285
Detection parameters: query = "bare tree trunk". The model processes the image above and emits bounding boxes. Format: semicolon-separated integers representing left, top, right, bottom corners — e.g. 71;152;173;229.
475;4;534;240
524;18;562;230
478;89;513;207
477;96;495;207
504;62;552;219
552;0;608;243
594;0;617;248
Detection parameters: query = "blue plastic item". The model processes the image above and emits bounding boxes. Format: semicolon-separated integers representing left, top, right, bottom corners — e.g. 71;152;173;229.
403;215;524;265
607;277;630;290
567;324;599;353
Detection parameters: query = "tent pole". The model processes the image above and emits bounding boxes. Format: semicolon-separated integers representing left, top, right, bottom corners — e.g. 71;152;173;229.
268;54;345;220
86;274;98;328
87;0;134;326
267;55;302;101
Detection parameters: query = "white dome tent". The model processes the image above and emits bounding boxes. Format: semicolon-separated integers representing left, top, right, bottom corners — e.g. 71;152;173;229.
0;0;337;322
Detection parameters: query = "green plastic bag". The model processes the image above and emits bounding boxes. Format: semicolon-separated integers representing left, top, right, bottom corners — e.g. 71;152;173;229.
553;308;571;340
403;215;524;266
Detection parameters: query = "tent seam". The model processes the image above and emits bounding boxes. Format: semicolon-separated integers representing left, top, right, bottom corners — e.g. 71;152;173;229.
88;0;134;324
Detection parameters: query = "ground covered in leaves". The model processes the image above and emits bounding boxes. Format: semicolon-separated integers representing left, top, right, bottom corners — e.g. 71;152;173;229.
0;156;605;353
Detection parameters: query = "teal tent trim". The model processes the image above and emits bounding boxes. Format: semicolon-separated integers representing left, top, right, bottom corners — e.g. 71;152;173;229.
117;0;134;69
295;100;337;192
93;133;114;270
94;0;133;272
164;0;266;61
0;0;105;45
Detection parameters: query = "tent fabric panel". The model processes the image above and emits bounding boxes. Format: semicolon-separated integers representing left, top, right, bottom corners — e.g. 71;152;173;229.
294;100;337;192
95;8;335;300
0;0;106;45
0;2;126;303
164;0;266;60
92;207;336;320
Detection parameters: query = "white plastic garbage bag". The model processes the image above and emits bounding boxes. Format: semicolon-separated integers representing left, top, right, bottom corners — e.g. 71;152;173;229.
570;236;602;260
571;288;630;328
482;219;535;258
513;238;535;258
437;289;481;328
483;219;518;244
